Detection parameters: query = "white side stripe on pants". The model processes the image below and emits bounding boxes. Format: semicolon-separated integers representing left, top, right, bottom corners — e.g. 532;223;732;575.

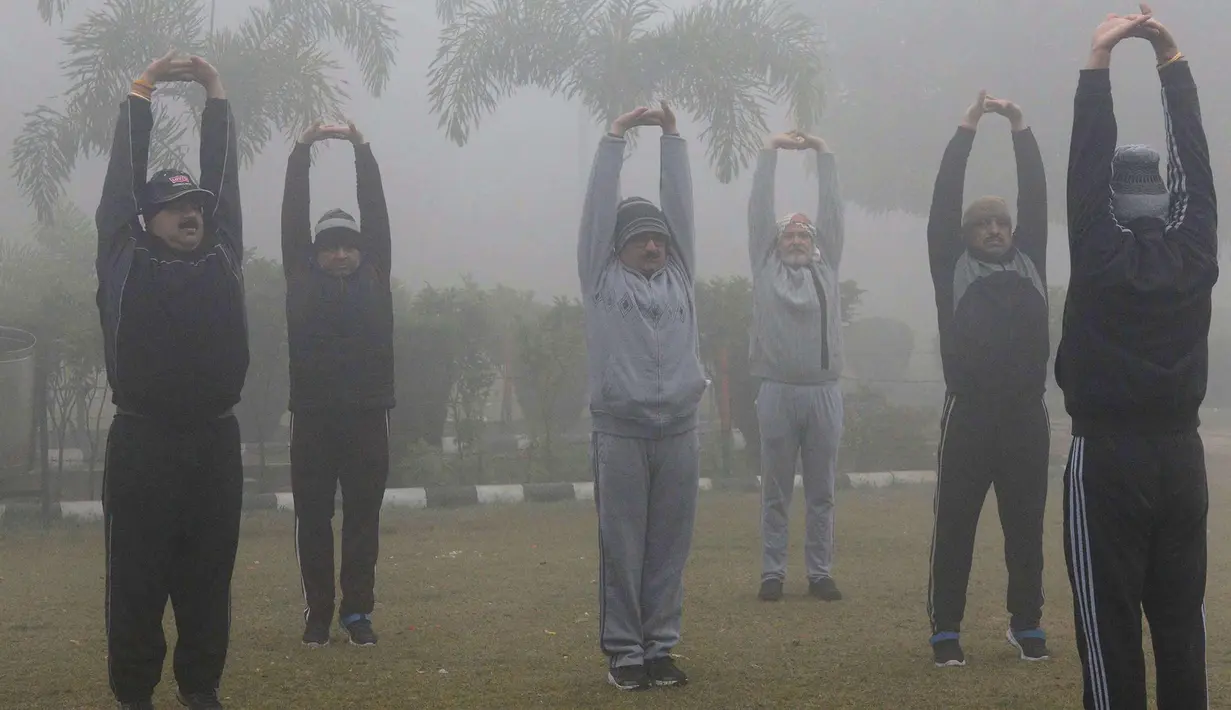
1068;437;1110;709
926;393;957;629
289;413;311;623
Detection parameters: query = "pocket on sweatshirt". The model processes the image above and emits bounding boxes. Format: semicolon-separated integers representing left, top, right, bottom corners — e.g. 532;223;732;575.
599;354;655;414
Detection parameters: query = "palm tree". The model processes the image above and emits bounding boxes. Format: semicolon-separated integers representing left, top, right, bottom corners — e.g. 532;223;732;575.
428;0;826;184
14;0;399;222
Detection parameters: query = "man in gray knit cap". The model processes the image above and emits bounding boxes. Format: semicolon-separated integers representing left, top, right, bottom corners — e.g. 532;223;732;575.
578;102;706;691
1057;6;1215;707
748;130;846;603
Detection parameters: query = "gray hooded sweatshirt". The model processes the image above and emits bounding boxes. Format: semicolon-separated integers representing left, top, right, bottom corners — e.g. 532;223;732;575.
747;149;846;384
577;134;707;439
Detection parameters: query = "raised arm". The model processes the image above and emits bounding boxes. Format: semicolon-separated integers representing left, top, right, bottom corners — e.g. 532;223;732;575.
97;94;152;268
747;142;780;270
1066;13;1155;276
349;123;392;280
578;107;652;291
186;57;241;255
1066;70;1118;259
986;99;1048;278
657;103;695;280
809;136;845;270
927;94;984;304
97;54;190;267
281;130;315;276
1151;27;1216;260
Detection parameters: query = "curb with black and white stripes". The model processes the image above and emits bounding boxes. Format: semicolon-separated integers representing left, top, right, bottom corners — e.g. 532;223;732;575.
0;470;936;524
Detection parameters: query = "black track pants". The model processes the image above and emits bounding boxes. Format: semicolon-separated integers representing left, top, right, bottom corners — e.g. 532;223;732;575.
1063;433;1208;710
927;394;1050;636
290;408;390;627
103;413;242;703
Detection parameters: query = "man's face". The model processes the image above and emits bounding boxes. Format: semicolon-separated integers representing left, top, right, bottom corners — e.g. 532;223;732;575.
619;232;668;276
966;214;1014;257
316;244;363;277
777;224;814;267
147;196;205;251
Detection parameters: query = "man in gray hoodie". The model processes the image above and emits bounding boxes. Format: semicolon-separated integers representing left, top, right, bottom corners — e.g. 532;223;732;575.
748;131;847;603
578;102;707;692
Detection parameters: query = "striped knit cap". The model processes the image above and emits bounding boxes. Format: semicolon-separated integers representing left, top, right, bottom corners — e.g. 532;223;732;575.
614;197;671;250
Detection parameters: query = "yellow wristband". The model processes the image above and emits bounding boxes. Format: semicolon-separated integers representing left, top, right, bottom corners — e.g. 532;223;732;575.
1158;51;1184;69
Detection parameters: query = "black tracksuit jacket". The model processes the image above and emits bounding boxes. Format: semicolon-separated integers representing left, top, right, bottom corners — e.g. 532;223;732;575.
281;141;395;412
928;126;1050;403
95;95;249;420
1055;62;1218;436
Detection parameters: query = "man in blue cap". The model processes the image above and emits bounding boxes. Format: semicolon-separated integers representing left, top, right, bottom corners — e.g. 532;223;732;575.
96;52;247;710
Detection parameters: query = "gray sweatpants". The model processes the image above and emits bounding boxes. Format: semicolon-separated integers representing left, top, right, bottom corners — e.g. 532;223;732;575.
757;379;844;582
592;430;700;669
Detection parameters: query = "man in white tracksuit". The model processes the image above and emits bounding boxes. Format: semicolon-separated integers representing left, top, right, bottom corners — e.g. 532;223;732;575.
748;130;847;603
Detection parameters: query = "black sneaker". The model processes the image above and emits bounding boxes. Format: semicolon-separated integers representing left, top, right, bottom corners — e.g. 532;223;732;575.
758;578;784;601
646;656;689;687
808;577;843;601
119;702;155;710
302;621;331;648
343;617;378;647
932;638;966;668
1007;629;1051;661
176;689;223;709
607;664;652;691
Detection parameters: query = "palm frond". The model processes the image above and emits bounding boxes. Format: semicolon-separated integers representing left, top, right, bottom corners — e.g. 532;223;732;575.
38;0;75;23
10;105;83;223
428;0;617;144
211;15;347;154
435;0;477;24
651;0;825;181
568;0;661;125
265;0;399;97
684;78;770;183
60;0;206;152
427;0;526;145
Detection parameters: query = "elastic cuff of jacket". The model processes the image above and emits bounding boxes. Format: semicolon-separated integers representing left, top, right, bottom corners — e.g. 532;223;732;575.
1077;68;1112;92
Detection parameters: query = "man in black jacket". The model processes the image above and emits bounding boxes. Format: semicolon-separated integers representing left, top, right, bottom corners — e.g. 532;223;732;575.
281;120;394;649
97;53;247;710
1057;6;1215;708
925;92;1051;668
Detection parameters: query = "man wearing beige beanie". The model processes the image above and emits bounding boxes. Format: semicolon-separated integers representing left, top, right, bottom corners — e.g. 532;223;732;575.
925;91;1051;668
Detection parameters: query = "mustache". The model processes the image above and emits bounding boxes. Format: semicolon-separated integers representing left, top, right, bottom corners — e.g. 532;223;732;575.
178;216;201;230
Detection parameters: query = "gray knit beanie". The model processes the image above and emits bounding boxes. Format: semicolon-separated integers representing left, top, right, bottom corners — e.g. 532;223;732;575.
1110;145;1169;222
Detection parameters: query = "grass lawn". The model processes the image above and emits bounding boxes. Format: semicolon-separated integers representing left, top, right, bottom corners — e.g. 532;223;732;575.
3;463;1230;709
